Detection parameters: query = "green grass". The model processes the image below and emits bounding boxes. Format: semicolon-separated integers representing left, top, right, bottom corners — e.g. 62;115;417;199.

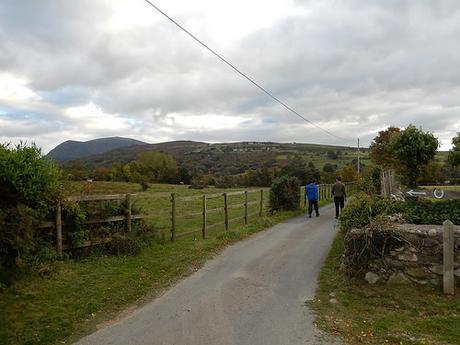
64;182;271;236
309;232;460;345
423;185;460;191
0;181;320;345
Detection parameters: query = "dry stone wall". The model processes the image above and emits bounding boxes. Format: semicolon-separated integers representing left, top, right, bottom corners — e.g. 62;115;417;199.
359;223;460;287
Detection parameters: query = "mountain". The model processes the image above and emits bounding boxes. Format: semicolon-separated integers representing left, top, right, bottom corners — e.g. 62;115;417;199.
69;140;368;176
78;140;208;167
47;137;147;161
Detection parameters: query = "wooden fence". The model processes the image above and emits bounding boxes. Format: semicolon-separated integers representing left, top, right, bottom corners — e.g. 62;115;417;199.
169;189;267;242
40;182;357;255
39;189;269;255
38;194;143;255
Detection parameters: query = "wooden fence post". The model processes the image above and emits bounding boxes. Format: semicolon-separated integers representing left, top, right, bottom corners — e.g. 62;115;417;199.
171;193;176;242
443;220;455;295
55;201;62;257
125;194;132;233
202;194;207;239
244;191;248;225
223;193;228;231
259;189;264;217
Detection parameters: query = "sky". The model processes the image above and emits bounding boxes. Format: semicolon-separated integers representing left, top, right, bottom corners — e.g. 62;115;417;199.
1;0;459;153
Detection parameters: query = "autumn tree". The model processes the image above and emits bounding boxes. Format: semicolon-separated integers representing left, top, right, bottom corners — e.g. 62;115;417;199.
338;164;359;182
369;126;401;168
92;166;111;181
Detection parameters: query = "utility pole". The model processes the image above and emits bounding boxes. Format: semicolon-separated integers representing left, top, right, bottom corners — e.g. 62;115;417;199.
357;138;360;176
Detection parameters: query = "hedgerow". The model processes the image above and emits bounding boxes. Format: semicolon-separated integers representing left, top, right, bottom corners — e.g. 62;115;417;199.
0;143;62;284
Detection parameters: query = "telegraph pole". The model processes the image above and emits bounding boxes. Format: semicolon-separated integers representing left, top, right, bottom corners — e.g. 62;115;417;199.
357;138;360;176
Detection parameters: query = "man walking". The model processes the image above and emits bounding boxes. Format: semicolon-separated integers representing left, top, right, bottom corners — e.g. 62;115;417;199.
332;176;346;219
306;179;319;218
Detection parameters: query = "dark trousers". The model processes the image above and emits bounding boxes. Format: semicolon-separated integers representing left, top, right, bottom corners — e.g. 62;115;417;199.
334;197;345;218
308;200;319;216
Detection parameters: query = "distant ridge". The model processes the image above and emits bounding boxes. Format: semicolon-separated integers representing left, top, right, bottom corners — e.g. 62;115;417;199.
47;137;147;161
78;140;208;167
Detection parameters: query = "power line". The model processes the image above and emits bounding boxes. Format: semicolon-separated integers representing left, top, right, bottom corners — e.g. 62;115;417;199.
142;0;347;142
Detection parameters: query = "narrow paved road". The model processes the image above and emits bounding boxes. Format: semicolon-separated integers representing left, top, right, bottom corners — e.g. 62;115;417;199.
76;203;341;345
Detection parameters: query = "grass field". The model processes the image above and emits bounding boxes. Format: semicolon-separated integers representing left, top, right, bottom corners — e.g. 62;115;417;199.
0;181;326;345
310;232;460;345
66;182;272;238
423;185;460;191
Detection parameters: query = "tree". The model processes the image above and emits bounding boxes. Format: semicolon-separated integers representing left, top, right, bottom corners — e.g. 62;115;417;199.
369;126;401;168
92;166;111;181
448;132;460;167
338;164;359;182
62;161;89;181
419;161;445;184
176;166;192;184
390;125;439;187
281;158;320;185
136;151;178;183
327;151;339;160
243;168;274;187
323;163;337;173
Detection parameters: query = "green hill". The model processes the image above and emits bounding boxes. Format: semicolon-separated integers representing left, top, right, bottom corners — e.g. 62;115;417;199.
67;140;369;175
47;137;147;161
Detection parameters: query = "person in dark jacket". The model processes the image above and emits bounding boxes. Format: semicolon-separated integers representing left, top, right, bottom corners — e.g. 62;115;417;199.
305;180;319;218
332;176;346;218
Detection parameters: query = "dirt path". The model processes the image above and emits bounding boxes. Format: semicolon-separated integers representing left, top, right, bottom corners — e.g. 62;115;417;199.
76;204;341;345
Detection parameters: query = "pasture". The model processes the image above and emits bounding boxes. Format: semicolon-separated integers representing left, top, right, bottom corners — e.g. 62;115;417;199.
65;182;271;240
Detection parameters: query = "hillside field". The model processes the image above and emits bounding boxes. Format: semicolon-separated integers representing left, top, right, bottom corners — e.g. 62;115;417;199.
66;181;272;237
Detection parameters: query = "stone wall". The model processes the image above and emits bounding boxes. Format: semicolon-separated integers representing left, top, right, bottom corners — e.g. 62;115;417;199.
358;223;460;287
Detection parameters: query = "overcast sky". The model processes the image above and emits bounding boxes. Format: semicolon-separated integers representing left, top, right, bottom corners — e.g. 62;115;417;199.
1;0;459;152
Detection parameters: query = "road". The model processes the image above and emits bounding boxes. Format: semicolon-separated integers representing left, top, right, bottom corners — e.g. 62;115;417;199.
76;203;341;345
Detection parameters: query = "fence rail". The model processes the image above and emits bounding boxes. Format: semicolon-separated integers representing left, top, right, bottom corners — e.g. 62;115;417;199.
39;182;357;254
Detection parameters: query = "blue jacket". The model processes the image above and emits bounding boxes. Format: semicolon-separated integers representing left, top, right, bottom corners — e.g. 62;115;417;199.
306;183;318;201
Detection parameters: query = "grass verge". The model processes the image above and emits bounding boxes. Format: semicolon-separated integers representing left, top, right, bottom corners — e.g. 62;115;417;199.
309;232;460;345
0;205;316;345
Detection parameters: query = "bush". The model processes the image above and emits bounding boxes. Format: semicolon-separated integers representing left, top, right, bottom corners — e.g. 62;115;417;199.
63;198;152;252
269;176;300;212
339;192;392;231
393;199;460;225
0;144;62;283
105;234;141;256
0;143;62;209
356;167;382;195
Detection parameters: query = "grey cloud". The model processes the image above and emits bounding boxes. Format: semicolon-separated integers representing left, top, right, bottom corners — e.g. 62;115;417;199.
0;0;459;151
